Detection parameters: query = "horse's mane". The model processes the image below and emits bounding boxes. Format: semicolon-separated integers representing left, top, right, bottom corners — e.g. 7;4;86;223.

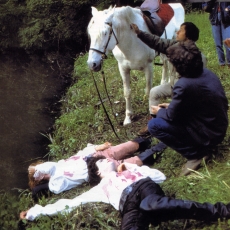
114;6;141;29
87;6;142;43
113;6;141;36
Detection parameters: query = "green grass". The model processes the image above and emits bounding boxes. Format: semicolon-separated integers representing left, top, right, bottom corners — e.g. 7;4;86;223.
2;12;230;230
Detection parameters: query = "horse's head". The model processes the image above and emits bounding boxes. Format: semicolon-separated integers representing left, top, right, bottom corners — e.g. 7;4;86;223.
87;6;118;72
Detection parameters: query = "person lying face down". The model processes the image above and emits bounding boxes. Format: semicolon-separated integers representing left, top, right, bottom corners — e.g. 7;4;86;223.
20;155;230;229
27;137;166;197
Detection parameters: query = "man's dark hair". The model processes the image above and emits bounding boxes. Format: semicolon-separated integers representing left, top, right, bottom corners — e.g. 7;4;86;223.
87;155;106;186
181;22;199;42
166;40;203;78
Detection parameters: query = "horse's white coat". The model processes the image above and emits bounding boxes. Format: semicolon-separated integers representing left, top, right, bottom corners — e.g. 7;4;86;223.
87;4;184;125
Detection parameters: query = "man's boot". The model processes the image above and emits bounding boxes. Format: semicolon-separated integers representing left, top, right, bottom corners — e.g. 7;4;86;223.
137;125;150;136
180;155;211;176
140;194;230;222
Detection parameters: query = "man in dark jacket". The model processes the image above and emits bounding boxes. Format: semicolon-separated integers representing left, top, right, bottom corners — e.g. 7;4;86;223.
131;24;228;176
203;1;230;67
135;22;207;136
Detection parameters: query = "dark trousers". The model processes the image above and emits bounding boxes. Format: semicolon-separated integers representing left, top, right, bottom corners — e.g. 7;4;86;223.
120;178;164;230
120;178;230;230
148;118;212;160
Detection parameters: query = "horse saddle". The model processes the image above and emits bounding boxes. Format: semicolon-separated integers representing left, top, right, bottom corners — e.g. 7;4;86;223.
140;0;174;37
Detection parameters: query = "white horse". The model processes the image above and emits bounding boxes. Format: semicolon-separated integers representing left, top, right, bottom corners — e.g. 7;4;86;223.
87;4;184;125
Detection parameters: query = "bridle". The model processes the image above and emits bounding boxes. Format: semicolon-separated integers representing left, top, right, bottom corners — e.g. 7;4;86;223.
89;22;119;60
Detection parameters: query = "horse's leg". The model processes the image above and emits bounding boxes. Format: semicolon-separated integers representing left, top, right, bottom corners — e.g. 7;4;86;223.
118;64;133;126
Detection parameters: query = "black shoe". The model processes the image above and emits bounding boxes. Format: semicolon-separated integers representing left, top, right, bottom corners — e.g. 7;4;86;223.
138;142;167;165
132;136;151;152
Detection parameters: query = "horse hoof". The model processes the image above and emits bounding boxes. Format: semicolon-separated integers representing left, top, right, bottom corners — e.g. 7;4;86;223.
123;117;132;126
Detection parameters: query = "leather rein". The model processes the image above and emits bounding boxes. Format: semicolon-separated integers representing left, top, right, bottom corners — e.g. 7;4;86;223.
89;22;119;60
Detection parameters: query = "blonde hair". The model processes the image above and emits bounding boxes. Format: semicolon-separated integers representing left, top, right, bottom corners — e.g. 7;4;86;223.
28;160;45;189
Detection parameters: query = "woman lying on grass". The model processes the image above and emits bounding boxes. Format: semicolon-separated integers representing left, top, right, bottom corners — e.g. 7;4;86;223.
28;137;166;197
21;156;230;229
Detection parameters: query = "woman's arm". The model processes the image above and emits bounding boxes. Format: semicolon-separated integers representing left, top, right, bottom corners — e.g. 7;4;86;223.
122;163;166;183
49;159;88;194
22;184;109;221
34;162;57;176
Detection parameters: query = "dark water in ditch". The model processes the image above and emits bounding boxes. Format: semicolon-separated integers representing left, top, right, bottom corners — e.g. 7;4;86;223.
0;50;69;193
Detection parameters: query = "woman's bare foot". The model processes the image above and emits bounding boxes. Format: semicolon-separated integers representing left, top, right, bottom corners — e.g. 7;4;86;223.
95;142;112;151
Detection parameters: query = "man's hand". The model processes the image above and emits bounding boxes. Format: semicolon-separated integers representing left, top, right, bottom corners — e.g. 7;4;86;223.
224;38;230;48
158;103;169;109
151;103;169;115
130;23;140;35
20;210;28;220
150;106;161;115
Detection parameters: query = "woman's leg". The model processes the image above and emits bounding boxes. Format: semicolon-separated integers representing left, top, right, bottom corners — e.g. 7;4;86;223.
123;156;143;166
94;141;139;160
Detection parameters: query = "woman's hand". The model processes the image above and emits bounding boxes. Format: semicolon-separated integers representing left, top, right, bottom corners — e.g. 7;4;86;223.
20;210;29;219
117;163;127;173
95;142;112;151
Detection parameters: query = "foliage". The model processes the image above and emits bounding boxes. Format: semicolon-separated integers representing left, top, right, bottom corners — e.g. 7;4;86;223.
2;10;230;230
0;0;25;49
19;0;93;52
0;0;112;53
0;189;32;230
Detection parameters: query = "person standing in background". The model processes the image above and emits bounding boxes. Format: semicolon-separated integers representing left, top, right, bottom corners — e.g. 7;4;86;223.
203;0;230;68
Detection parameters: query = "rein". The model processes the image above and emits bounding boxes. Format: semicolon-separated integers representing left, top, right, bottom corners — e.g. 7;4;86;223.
101;71;119;125
89;22;118;60
90;70;120;141
89;22;120;140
